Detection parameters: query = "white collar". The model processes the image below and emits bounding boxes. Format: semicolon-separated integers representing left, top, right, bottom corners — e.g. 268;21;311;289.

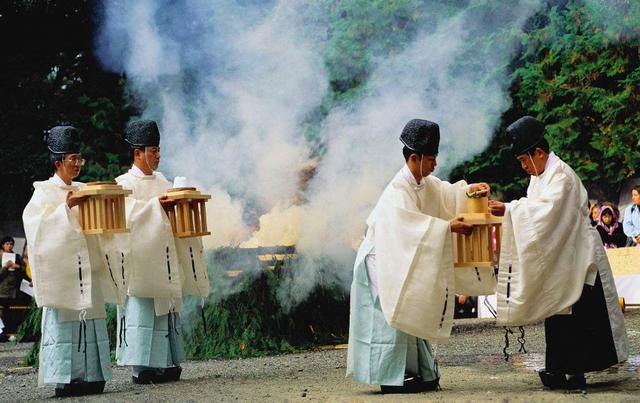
532;151;559;179
401;164;425;190
130;164;155;178
52;173;75;188
543;151;559;173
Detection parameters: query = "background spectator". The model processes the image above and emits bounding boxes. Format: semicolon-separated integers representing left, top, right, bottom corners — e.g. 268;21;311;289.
596;204;627;249
0;236;28;342
622;186;640;246
589;202;600;227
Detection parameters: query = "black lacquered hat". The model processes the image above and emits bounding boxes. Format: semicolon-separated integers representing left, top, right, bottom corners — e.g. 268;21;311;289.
44;126;81;154
125;119;160;148
507;116;546;156
399;119;440;155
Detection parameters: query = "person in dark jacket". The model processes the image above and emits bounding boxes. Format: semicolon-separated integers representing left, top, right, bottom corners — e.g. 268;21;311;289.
0;236;27;299
596;205;627;249
0;236;28;342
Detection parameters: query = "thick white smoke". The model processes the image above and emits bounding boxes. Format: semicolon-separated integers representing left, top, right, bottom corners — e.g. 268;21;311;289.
96;0;551;306
289;0;546;305
96;0;326;253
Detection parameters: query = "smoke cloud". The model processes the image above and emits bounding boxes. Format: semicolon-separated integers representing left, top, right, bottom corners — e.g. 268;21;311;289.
95;0;565;307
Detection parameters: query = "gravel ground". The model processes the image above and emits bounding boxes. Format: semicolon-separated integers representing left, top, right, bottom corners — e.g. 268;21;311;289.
0;310;638;402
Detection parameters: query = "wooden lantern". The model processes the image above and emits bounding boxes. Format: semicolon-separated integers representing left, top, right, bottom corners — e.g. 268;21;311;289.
165;187;211;238
74;182;132;235
453;195;502;268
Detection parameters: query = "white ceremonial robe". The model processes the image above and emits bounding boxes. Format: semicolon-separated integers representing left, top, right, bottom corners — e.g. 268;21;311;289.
176;237;209;298
22;176;121;314
496;153;628;368
347;166;468;386
22;175;114;385
454;266;497;297
370;167;468;341
115;166;185;369
115;168;182;314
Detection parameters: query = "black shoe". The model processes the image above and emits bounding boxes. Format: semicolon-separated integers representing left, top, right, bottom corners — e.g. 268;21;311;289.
538;369;567;389
538;370;586;390
133;367;182;385
422;377;440;391
565;374;586;390
0;334;9;343
54;381;85;397
155;366;182;383
380;375;439;394
83;381;106;395
132;369;160;384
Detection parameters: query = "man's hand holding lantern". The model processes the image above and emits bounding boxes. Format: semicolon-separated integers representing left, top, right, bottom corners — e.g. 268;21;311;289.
468;182;491;197
488;200;506;217
66;191;90;209
450;216;473;235
159;195;177;217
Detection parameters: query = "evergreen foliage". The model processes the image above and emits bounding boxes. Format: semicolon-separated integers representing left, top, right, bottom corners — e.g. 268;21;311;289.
451;0;640;199
15;304;41;366
184;253;348;359
0;0;134;235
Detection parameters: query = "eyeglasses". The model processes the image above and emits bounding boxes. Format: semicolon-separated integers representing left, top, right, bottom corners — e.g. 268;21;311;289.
64;157;86;166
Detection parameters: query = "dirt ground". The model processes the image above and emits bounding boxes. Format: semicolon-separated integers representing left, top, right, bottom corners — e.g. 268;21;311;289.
1;309;638;402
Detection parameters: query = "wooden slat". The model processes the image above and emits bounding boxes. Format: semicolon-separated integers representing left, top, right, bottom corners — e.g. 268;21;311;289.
495;225;502;264
481;226;489;261
105;198;111;230
91;198;98;230
168;208;176;233
487;226;493;261
114;196;121;229
98;196;105;230
472;229;478;261
85;202;91;230
110;198;117;230
193;201;202;234
465;233;473;260
181;202;191;233
200;201;208;233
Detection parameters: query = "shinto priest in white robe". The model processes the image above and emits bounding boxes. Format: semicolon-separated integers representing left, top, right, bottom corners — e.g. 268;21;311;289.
113;164;201;370
497;151;628;373
23;174;122;385
346;164;493;386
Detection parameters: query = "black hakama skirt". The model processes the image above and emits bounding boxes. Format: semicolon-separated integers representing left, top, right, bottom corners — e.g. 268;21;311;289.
544;273;619;374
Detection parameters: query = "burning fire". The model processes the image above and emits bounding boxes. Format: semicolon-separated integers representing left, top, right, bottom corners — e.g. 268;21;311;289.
240;204;302;248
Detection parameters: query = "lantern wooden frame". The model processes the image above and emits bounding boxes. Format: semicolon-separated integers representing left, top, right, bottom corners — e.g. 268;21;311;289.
165;187;211;238
75;182;132;235
453;196;502;268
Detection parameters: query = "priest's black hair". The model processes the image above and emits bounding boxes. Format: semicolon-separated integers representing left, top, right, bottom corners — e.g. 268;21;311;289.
1;236;14;245
49;153;64;170
131;147;144;162
402;145;421;162
525;138;550;156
